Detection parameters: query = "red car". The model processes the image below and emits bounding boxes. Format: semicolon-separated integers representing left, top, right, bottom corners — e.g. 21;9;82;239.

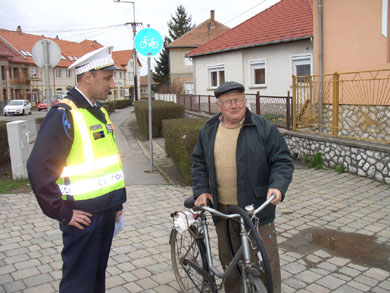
37;99;59;111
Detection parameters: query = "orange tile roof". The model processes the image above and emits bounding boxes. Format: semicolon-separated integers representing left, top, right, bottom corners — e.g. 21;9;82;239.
0;37;30;64
112;49;141;68
187;0;313;57
167;11;230;48
0;28;117;69
140;72;158;86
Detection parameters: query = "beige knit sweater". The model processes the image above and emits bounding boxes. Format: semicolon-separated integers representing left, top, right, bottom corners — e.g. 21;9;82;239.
214;123;242;205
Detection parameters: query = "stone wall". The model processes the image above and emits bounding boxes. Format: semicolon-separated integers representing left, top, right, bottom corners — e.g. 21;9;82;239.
315;104;390;142
283;130;390;184
183;109;390;184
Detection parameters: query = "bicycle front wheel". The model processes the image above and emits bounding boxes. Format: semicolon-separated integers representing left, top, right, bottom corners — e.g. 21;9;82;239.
170;227;214;292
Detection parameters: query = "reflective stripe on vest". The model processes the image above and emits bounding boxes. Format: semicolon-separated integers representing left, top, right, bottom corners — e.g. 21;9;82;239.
58;170;124;197
56;99;124;201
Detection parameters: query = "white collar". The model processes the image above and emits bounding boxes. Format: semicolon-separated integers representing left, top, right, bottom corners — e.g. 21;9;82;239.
75;87;97;107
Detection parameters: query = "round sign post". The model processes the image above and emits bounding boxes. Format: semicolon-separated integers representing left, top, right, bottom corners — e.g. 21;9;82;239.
32;39;61;110
135;26;163;172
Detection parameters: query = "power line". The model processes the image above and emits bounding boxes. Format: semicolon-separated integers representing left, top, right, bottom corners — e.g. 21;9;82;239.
223;0;268;25
23;23;126;34
62;26;120;41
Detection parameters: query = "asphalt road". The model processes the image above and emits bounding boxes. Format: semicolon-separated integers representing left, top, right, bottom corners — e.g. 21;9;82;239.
0;109;47;138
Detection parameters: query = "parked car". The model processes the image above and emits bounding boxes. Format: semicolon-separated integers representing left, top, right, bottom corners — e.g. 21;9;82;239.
53;93;67;100
37;97;63;111
3;99;32;116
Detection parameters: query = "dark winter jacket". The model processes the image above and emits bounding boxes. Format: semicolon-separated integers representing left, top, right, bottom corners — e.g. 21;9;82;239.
27;88;126;225
191;108;294;224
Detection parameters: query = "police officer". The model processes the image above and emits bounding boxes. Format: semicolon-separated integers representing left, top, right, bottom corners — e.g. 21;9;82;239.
27;46;127;293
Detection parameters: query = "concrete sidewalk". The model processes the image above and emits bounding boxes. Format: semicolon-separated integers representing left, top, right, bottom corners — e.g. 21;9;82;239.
0;106;389;292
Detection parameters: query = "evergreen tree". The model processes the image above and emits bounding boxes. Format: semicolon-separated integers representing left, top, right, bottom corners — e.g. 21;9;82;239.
153;5;195;88
153;37;170;86
167;5;195;42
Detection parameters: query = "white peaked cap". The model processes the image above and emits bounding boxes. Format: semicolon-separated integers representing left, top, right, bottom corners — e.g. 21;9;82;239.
68;46;117;75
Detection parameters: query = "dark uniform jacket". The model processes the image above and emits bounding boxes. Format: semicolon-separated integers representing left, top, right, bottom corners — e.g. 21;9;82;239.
191;108;294;224
27;88;126;225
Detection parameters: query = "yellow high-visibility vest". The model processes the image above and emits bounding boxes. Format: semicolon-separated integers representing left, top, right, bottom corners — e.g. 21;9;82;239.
56;99;125;201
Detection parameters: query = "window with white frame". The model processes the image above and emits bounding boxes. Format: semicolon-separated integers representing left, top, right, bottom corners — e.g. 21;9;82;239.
184;82;194;94
250;59;266;86
66;70;71;78
292;55;311;82
55;69;62;78
208;65;225;88
382;0;388;37
184;56;192;66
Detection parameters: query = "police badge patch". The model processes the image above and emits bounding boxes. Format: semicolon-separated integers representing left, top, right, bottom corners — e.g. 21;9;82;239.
90;124;103;131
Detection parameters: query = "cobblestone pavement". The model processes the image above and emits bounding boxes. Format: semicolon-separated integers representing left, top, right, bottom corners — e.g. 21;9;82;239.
1;169;389;292
1;107;389;292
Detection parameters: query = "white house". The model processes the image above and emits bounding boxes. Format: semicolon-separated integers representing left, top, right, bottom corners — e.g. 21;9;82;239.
187;0;314;97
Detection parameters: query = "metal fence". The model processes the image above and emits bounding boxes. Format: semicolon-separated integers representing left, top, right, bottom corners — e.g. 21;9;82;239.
157;92;292;129
292;69;390;143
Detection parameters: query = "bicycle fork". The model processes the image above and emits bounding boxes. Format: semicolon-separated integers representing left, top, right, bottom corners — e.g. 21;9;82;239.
240;217;253;292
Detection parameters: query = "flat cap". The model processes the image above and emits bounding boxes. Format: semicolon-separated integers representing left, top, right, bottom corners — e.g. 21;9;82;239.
214;81;245;98
68;46;118;75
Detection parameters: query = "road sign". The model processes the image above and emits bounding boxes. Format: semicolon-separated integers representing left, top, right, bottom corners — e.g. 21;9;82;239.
32;39;61;68
134;28;163;57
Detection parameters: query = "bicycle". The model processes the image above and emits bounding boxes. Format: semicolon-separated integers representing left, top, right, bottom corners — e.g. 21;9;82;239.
139;36;159;49
170;194;276;292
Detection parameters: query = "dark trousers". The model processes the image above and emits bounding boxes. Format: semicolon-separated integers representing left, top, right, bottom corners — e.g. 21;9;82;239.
59;209;116;293
215;204;281;293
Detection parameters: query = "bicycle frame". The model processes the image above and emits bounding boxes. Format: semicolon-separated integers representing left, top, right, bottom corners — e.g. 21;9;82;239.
193;195;276;289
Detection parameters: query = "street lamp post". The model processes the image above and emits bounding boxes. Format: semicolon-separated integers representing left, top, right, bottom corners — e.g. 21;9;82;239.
114;0;141;102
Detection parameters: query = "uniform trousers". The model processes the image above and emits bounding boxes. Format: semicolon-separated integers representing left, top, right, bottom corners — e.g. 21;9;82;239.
59;209;116;293
215;204;281;293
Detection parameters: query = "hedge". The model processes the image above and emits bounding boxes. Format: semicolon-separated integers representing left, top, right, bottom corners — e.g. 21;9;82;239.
115;99;133;109
103;101;117;113
162;118;207;185
134;100;184;139
0;121;10;166
35;117;46;130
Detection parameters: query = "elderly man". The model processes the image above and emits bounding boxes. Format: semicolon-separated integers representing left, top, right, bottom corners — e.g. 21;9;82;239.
27;46;126;293
191;81;294;292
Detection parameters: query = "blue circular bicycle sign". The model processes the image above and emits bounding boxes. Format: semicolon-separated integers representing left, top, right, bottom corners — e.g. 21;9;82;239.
134;28;163;57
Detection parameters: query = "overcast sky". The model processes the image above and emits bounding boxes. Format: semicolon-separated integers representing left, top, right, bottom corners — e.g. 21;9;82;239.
0;0;279;74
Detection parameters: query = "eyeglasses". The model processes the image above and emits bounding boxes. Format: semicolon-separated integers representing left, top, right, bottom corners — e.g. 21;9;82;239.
218;98;245;107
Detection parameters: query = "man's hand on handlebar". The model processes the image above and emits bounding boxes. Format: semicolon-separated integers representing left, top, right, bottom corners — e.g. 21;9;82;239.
267;189;282;205
195;193;214;207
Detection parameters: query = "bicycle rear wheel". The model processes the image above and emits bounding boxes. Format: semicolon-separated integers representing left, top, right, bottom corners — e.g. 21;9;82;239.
170;226;214;292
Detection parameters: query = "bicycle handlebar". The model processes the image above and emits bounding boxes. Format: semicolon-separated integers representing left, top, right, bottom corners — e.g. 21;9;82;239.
185;194;277;220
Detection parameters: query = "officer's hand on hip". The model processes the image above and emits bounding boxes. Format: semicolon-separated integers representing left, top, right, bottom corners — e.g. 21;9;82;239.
69;210;92;230
195;193;213;207
267;189;282;205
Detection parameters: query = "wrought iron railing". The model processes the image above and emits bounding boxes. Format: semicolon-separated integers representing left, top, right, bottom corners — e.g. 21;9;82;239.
156;92;292;129
292;69;390;143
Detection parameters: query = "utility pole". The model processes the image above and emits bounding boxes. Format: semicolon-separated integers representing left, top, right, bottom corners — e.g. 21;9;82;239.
114;0;142;102
127;21;142;101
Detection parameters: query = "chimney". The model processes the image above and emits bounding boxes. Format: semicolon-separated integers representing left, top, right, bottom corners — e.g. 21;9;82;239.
16;25;22;33
210;10;216;28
